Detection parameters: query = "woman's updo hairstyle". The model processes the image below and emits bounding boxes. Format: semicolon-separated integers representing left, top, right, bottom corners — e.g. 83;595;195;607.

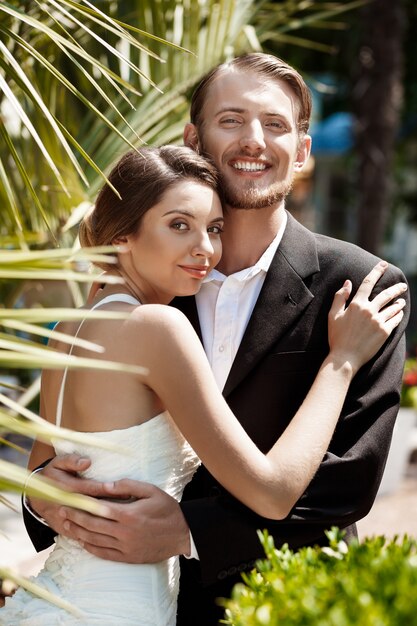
79;145;221;271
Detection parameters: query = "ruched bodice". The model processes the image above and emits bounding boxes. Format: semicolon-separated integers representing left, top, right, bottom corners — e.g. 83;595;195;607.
2;414;200;626
54;412;199;500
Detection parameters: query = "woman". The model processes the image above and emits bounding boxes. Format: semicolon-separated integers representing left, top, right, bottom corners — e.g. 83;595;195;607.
1;146;406;625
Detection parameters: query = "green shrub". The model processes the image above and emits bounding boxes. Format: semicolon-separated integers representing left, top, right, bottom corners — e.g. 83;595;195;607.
221;529;417;625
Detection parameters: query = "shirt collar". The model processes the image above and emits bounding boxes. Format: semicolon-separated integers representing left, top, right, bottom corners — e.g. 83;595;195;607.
205;212;287;283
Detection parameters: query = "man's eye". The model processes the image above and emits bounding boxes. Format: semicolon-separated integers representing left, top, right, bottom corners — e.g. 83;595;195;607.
220;118;240;125
266;120;286;130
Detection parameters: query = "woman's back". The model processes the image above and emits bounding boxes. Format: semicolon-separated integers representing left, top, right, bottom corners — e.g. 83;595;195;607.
42;294;164;434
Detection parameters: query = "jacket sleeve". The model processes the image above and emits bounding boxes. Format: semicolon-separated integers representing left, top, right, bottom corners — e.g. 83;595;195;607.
181;265;409;586
22;460;58;552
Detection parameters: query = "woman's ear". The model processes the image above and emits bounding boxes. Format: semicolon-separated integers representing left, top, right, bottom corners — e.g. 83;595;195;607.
113;235;128;246
112;235;130;253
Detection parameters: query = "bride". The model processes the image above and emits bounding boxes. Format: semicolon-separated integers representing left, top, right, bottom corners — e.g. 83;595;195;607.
1;145;406;625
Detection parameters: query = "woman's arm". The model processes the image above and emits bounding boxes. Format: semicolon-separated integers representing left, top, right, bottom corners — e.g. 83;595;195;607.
139;262;406;519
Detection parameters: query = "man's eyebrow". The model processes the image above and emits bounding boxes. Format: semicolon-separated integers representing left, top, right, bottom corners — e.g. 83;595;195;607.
215;107;290;121
214;107;245;116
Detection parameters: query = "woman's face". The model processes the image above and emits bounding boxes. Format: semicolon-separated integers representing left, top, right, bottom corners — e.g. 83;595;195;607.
120;179;223;304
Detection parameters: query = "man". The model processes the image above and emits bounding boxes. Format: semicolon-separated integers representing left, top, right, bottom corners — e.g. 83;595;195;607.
24;53;409;624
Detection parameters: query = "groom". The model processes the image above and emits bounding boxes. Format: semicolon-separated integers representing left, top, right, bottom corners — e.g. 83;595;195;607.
24;53;409;624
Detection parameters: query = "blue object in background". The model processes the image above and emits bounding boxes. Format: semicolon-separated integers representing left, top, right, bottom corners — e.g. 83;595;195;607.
310;112;354;155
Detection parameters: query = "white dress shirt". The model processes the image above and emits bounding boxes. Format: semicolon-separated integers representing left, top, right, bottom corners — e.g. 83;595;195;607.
186;214;287;559
196;213;287;390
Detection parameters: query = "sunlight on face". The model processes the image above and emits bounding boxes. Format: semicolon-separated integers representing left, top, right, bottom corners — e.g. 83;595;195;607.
120;179;223;304
198;69;310;210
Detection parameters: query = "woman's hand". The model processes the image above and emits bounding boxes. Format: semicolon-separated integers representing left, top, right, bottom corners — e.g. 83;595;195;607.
328;261;407;376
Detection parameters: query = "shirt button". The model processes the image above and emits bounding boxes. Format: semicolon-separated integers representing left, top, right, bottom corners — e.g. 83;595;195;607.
219;345;224;352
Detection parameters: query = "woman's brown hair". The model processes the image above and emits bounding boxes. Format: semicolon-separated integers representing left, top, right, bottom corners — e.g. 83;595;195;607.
79;145;221;270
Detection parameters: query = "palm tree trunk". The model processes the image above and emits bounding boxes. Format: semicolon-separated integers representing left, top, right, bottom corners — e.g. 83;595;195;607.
352;0;405;255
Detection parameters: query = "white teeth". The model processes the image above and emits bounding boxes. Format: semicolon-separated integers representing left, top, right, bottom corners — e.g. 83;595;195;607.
232;161;267;171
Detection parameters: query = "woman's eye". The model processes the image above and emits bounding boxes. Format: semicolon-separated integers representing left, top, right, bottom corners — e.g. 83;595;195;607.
208;225;224;234
171;221;188;231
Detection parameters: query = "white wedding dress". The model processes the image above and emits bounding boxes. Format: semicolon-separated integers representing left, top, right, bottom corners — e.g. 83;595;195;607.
1;295;200;626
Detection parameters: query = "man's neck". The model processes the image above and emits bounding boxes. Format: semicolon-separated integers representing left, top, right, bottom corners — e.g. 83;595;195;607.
216;204;286;276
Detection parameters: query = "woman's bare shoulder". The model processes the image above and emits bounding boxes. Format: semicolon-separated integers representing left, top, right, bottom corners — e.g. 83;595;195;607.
127;304;202;361
129;304;191;333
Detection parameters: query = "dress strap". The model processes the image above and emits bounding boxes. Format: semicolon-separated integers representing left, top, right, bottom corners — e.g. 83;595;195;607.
55;294;141;427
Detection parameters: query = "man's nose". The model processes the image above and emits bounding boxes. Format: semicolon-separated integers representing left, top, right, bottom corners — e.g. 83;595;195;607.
239;120;266;153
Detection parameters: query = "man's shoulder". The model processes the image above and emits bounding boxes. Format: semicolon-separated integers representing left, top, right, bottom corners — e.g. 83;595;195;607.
284;214;404;281
284;211;375;263
315;231;375;261
314;232;404;278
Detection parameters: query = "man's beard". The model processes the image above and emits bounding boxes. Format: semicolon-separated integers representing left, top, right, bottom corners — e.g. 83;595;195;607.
198;134;294;209
219;173;293;210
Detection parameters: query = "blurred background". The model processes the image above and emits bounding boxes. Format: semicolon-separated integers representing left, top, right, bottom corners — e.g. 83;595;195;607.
1;0;416;590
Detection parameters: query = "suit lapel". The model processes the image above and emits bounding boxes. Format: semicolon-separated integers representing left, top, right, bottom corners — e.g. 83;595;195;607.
223;214;320;397
171;294;203;341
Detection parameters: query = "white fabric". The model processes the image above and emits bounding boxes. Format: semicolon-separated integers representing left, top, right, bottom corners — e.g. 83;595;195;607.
196;214;286;390
4;295;200;625
3;417;200;625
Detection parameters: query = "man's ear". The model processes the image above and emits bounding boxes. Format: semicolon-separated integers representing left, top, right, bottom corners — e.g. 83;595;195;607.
184;123;200;153
294;134;312;172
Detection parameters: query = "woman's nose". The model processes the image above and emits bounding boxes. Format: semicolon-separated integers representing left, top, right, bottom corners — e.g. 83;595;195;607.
191;231;214;258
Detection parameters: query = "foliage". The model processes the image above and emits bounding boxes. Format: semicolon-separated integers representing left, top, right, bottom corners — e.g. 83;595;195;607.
222;528;417;625
401;353;417;408
0;0;364;240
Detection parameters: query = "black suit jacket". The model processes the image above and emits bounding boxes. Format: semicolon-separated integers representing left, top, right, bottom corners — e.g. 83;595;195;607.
175;213;409;624
23;214;409;625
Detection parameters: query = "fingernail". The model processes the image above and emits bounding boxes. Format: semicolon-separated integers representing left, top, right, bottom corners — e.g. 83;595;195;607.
58;507;67;518
379;260;388;268
400;283;408;291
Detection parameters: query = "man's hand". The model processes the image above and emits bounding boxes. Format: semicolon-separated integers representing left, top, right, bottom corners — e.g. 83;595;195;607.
58;479;191;563
28;454;113;534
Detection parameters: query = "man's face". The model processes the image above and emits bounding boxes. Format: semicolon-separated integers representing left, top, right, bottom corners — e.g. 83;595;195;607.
187;69;311;211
